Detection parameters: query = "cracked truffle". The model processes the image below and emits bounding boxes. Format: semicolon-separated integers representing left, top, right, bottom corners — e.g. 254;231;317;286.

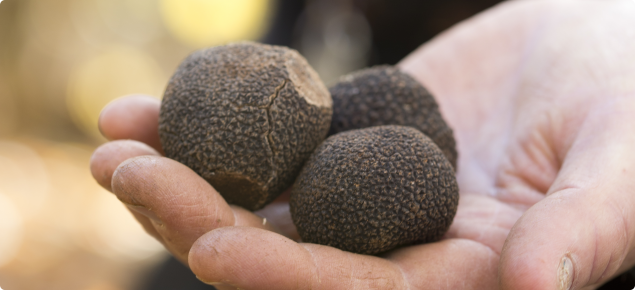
329;65;457;168
159;42;332;211
290;125;458;255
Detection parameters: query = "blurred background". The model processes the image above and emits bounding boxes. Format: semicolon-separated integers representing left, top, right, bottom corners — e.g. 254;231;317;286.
1;0;632;289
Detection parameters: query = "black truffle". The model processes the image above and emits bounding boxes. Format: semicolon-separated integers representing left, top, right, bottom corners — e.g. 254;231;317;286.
290;125;459;255
329;65;457;168
159;42;332;211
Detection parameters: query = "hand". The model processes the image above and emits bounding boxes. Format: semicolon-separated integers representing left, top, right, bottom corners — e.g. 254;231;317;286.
90;0;635;289
91;95;496;289
400;0;635;289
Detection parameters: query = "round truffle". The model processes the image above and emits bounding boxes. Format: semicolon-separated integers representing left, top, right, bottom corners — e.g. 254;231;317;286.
159;42;332;211
329;65;457;168
290;125;458;255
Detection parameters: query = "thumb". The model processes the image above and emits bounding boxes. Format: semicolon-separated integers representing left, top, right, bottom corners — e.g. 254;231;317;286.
499;98;635;290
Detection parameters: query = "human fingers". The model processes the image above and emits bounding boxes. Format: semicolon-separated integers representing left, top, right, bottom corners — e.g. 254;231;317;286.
111;156;277;263
499;98;635;289
90;140;164;241
445;194;524;255
90;140;160;191
98;94;163;154
189;227;499;290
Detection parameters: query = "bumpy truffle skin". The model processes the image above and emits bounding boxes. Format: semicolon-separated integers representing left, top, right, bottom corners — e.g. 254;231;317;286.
159;42;332;211
329;66;457;168
290;126;458;255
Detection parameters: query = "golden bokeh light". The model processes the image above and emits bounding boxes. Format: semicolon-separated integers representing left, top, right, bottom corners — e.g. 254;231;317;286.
66;46;166;140
0;138;166;289
0;141;50;219
81;191;165;260
160;0;272;47
0;193;23;268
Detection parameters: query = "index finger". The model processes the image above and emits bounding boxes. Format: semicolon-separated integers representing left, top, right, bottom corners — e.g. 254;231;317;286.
111;155;279;263
190;227;499;290
98;94;164;154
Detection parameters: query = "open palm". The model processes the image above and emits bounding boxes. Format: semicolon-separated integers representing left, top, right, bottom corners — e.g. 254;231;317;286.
91;0;635;289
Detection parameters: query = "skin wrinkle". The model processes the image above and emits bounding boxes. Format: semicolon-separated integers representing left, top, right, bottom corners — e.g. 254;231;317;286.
390;261;412;290
503;135;554;196
593;198;631;284
114;156;247;264
547;183;581;197
114;158;152;201
613;218;635;281
598;252;613;283
348;252;355;290
458;223;503;255
538;110;562;178
552;102;593;168
620;203;633;272
181;210;217;229
460;3;537;190
476;202;502;247
301;246;321;289
494;43;536;198
523;130;557;191
587;198;613;286
448;195;523;255
496;90;562;201
496;188;542;212
516;11;612;168
207;236;240;286
468;200;520;227
588;221;602;286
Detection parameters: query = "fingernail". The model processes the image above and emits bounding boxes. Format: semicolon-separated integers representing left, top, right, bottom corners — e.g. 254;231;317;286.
125;203;162;225
557;255;574;290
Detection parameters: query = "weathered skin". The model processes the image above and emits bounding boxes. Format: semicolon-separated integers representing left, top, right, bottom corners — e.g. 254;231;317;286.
329;66;457;169
291;125;458;255
159;42;332;211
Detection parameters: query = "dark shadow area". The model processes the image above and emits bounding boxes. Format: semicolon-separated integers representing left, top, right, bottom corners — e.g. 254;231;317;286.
136;256;216;290
598;268;635;290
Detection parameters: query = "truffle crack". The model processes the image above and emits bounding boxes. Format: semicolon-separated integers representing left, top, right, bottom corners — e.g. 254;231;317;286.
159;42;333;211
263;79;288;187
